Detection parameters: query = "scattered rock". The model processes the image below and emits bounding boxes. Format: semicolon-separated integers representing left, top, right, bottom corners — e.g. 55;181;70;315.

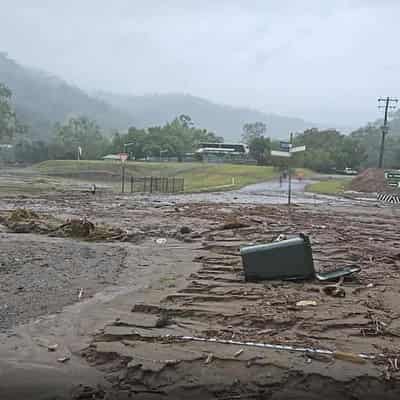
322;285;346;297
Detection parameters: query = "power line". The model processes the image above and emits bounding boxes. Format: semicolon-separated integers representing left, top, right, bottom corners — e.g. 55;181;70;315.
377;97;398;168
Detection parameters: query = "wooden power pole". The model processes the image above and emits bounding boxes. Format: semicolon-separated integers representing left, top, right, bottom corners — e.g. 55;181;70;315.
378;97;398;168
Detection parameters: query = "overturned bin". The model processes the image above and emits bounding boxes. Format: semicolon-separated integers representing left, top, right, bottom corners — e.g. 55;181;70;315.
240;234;360;282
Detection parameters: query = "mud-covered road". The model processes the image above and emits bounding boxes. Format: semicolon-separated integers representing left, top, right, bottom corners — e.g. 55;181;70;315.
0;172;399;399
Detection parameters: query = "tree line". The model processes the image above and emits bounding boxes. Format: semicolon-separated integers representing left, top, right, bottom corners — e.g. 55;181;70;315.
1;83;222;162
2;81;400;171
242;122;400;173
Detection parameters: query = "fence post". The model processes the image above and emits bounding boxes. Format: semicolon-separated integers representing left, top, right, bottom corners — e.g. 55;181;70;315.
172;178;176;193
165;177;169;193
130;176;133;193
144;177;147;193
150;176;154;193
121;164;125;193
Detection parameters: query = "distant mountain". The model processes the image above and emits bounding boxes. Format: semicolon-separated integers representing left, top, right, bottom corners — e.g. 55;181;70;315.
0;52;316;141
0;53;133;139
95;91;315;141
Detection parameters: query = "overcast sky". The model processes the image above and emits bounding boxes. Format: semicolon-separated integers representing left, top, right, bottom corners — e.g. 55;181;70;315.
1;0;399;127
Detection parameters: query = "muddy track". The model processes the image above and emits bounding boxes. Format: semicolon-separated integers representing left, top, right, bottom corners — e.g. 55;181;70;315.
77;202;400;398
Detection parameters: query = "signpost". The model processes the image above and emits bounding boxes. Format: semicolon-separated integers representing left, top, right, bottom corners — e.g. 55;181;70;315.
119;153;128;193
271;134;306;206
384;170;400;188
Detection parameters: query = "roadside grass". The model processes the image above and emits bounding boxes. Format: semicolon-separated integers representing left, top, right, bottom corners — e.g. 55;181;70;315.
305;178;351;195
36;160;313;193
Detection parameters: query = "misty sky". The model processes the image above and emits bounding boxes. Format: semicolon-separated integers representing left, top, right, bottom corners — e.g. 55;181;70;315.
1;0;399;127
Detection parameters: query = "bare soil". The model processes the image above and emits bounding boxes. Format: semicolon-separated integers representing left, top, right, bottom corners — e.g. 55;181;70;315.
0;183;400;399
350;168;392;193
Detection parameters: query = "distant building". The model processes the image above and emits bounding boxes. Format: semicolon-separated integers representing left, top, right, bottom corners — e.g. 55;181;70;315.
196;143;249;156
195;142;250;163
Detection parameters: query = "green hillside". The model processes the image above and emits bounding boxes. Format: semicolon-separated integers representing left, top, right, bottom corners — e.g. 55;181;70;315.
0;52;133;139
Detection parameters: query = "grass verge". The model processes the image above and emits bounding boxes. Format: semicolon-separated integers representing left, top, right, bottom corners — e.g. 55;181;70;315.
36;160;313;192
305;178;350;195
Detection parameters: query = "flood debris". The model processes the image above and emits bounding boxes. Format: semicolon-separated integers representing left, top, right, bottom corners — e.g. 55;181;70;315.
233;348;244;357
57;356;70;363
296;300;318;307
8;208;39;221
241;234;361;282
47;344;58;352
333;351;367;364
322;285;346;297
217;220;250;230
204;353;214;364
180;226;191;235
0;209;139;242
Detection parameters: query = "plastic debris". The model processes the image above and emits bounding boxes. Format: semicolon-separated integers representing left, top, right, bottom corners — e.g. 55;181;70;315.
296;300;317;307
78;288;84;300
156;238;167;245
333;351;366;364
234;349;244;357
57;356;70;363
178;335;376;360
274;234;287;242
205;353;214;364
47;344;58;352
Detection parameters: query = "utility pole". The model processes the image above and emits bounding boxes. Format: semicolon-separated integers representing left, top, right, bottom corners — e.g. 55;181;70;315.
378;97;398;168
288;132;293;207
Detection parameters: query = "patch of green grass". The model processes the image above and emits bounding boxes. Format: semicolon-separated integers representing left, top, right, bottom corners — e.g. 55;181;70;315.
36;160;314;192
306;179;350;195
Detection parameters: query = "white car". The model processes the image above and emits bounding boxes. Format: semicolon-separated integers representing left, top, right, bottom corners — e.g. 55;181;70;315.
343;168;358;175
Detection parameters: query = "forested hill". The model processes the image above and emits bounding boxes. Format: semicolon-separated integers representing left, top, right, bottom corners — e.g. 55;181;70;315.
0;53;132;139
1;52;315;141
95;91;315;140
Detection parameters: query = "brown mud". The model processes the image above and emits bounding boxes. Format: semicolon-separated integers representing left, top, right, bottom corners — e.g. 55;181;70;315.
0;188;400;399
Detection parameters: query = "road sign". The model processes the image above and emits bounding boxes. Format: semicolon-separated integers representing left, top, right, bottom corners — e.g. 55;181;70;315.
271;150;291;158
386;180;400;187
290;145;306;154
385;170;400;180
119;153;128;162
271;139;307;207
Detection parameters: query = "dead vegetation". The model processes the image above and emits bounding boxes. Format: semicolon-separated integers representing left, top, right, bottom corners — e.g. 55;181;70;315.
0;208;141;242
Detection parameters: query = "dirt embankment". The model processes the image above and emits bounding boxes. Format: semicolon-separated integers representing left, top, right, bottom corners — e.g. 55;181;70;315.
349;168;392;193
